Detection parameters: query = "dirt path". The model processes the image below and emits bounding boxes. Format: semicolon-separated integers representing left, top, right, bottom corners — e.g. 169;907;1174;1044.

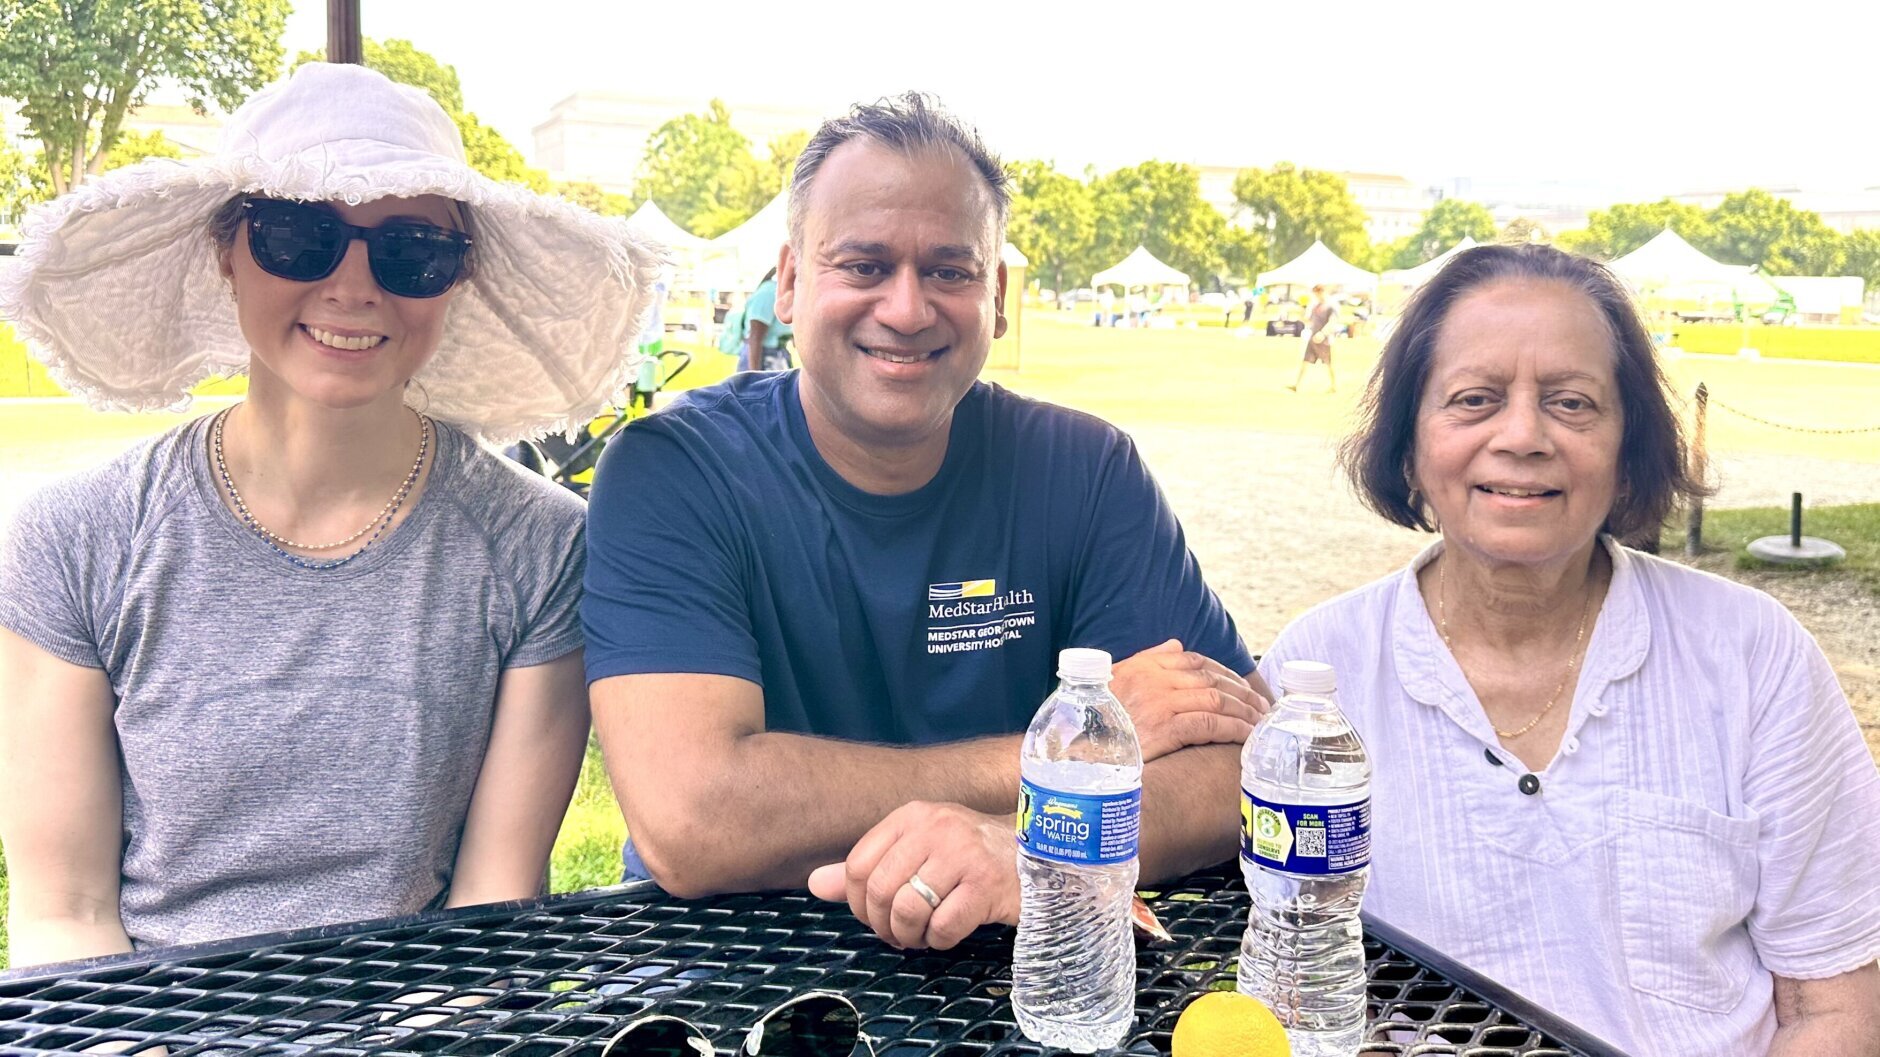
1132;424;1880;762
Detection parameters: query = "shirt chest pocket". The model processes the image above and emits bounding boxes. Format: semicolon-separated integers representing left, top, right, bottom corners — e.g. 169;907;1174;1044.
1614;789;1762;1013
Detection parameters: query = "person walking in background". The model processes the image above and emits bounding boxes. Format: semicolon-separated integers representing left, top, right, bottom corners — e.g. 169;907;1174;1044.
719;268;794;371
1288;284;1338;392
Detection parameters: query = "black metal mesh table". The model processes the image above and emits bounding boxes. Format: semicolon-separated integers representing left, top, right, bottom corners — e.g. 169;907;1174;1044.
0;866;1626;1056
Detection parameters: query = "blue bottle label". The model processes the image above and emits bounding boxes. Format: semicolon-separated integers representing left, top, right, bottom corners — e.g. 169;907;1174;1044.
1241;789;1370;875
1016;779;1141;865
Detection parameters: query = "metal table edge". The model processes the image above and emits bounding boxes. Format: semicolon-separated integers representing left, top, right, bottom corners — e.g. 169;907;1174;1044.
2;882;1635;1057
0;881;665;984
1361;911;1634;1057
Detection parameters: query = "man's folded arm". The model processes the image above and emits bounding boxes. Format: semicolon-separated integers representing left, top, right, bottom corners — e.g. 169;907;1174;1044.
1136;667;1268;882
591;671;1021;898
1139;742;1242;883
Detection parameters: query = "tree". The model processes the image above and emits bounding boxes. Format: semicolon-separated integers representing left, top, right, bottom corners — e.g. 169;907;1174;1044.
634;100;768;238
0;0;289;194
1555;199;1711;260
1230;163;1369;264
1217;226;1267;289
1005;160;1096;293
1704;189;1844;275
291;38;549;190
1843;229;1880;296
1392;198;1495;269
293;37;462;114
453;110;549;192
554;180;633;217
1497;218;1551;246
1089;161;1236;287
103;129;183;170
0;140;50;226
763;130;809;197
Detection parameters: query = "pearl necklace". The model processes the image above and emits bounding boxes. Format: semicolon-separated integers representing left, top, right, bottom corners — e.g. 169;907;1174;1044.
212;406;430;571
1437;557;1593;739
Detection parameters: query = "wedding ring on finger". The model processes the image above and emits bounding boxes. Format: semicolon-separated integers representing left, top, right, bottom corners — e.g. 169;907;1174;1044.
906;873;943;910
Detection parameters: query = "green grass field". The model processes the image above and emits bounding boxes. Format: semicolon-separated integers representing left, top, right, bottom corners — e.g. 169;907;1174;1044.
1665;503;1880;594
1;311;1875;971
1672;322;1880;365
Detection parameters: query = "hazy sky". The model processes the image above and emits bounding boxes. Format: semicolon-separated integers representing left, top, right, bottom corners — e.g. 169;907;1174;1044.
281;0;1877;198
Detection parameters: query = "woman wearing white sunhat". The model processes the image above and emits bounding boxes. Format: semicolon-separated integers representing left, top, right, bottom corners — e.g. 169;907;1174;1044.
0;63;665;966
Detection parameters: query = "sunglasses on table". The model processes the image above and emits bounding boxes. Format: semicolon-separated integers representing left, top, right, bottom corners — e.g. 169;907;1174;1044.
600;992;877;1057
243;197;471;299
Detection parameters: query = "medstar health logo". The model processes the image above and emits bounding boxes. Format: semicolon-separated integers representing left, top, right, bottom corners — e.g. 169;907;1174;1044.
928;579;996;601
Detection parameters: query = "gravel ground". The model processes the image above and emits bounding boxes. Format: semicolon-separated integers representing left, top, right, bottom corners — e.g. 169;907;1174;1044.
1132;424;1880;761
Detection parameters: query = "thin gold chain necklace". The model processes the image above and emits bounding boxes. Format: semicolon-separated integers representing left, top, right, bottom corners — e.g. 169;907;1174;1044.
1438;557;1594;739
213;406;430;556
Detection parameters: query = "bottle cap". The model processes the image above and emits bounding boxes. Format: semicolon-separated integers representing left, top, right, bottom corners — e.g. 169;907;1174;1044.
1057;648;1113;681
1279;659;1337;695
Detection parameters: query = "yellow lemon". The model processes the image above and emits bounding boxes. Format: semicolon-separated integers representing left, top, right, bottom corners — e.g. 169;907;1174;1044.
1171;990;1291;1057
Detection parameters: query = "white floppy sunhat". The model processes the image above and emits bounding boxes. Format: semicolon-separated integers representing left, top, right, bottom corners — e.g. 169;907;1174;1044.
0;62;667;444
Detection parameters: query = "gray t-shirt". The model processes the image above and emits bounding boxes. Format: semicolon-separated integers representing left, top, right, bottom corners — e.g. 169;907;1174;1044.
0;413;586;949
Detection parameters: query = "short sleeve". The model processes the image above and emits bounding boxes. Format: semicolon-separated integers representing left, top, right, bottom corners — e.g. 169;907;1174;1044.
581;421;761;686
505;510;586;670
1063;431;1255;676
0;482;109;668
744;284;778;329
745;284;791;342
1739;606;1880;978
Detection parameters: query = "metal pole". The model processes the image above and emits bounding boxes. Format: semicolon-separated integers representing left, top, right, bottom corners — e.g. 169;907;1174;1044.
1685;382;1708;556
327;0;363;64
1790;493;1803;549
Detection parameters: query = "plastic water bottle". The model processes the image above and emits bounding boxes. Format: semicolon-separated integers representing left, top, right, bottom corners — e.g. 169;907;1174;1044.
1238;660;1371;1056
1012;648;1144;1053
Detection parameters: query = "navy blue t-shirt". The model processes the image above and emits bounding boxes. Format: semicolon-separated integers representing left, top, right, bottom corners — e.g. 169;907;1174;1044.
583;371;1253;743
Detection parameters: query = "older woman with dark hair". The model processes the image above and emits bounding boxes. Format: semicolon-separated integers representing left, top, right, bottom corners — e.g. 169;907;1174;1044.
1258;243;1880;1055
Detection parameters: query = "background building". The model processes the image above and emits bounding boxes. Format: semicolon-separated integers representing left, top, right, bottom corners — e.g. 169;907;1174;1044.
1339;171;1438;242
117;102;224;157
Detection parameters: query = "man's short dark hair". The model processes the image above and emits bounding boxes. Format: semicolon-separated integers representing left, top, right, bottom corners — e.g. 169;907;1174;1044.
1340;243;1709;540
788;92;1010;249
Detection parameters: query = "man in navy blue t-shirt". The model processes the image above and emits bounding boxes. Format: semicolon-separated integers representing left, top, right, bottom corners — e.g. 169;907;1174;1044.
584;93;1269;951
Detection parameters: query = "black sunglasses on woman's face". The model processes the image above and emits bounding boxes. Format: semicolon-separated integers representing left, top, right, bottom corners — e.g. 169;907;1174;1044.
243;197;471;299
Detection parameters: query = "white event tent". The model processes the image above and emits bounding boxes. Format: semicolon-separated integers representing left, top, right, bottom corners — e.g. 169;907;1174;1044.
1091;245;1191;294
1608;228;1744;287
625;201;711;289
1382;237;1478;289
1258;241;1377;292
1607;227;1783;306
701;193;789;293
1770;275;1865;321
626;201;712;254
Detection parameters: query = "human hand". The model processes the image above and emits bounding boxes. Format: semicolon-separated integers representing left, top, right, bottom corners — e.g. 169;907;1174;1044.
1109;639;1267;761
807;801;1019;951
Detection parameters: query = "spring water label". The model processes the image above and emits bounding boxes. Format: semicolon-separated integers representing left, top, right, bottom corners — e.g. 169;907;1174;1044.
1016;779;1140;865
1241;789;1370;875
